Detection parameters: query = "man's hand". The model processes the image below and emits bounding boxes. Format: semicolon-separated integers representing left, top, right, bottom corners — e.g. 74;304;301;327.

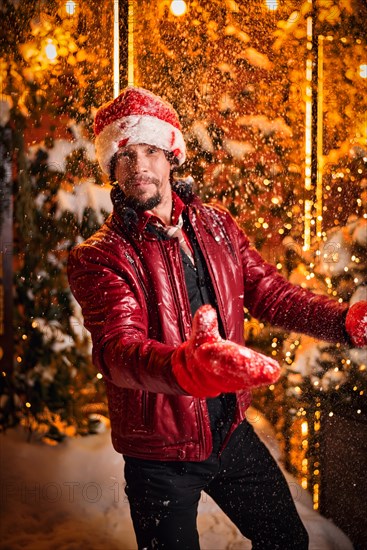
346;301;367;348
172;305;280;397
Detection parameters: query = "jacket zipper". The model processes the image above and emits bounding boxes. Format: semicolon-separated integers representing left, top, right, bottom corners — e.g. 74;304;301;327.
124;251;149;301
158;240;188;341
195;397;212;460
142;391;148;427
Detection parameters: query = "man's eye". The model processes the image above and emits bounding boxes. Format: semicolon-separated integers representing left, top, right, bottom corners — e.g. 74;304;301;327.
147;147;158;154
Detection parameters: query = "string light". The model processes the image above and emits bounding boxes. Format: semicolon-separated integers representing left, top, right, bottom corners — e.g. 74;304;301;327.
301;420;308;433
313;483;319;509
301;456;308;489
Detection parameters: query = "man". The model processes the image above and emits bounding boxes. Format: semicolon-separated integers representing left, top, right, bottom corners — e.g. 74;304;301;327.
68;87;367;549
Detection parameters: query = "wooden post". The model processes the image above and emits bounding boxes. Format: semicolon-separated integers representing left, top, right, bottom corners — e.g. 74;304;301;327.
0;125;13;375
117;0;129;90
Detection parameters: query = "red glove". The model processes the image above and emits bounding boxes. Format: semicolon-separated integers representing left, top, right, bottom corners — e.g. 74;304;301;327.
172;305;281;397
345;301;367;347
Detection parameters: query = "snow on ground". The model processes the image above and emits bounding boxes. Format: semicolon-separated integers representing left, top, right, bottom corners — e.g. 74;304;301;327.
0;408;353;550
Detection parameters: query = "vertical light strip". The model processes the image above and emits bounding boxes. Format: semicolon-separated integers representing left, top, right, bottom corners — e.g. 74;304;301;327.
128;0;135;86
304;199;312;251
305;59;312;191
316;35;324;240
113;0;120;98
303;10;313;251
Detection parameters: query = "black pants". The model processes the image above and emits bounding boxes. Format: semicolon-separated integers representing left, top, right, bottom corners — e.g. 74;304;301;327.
124;421;309;550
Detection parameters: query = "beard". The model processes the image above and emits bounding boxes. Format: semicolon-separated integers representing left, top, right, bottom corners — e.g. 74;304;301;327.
124;192;162;212
123;176;162;212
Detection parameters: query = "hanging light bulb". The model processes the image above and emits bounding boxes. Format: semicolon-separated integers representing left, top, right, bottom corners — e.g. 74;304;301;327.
265;0;278;10
45;39;57;61
170;0;187;17
65;1;77;15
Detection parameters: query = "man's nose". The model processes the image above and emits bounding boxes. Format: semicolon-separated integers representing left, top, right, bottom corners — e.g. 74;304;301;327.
131;152;148;172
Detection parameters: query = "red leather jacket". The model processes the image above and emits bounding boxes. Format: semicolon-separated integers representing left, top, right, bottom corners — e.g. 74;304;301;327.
67;183;349;461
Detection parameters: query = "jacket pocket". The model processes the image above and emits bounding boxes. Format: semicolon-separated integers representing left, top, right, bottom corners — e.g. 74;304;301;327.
128;390;154;434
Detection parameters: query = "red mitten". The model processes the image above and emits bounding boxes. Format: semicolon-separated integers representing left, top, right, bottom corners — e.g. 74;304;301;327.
172;305;280;397
345;301;367;347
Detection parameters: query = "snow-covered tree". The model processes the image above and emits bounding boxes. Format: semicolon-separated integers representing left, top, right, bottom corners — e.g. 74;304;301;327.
285;217;367;417
0;0;113;441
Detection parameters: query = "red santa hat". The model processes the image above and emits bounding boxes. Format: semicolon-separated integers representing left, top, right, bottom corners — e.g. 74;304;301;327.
94;87;186;175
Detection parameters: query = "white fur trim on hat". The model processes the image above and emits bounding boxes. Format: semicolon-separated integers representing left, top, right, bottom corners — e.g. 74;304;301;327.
95;114;186;175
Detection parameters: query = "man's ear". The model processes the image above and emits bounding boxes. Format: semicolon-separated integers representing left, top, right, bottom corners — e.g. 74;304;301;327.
164;150;179;169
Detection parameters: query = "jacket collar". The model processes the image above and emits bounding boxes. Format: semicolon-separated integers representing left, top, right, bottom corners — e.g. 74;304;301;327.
137;191;185;232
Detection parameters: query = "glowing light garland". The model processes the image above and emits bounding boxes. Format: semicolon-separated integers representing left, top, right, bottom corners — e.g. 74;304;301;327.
303;12;313;251
316;35;324;240
128;0;135;86
113;0;120;97
303;5;325;251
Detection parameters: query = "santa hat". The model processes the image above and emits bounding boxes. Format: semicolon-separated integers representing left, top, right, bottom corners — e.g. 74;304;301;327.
94;87;186;175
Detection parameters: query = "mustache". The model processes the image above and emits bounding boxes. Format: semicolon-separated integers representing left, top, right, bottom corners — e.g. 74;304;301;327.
127;175;159;186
